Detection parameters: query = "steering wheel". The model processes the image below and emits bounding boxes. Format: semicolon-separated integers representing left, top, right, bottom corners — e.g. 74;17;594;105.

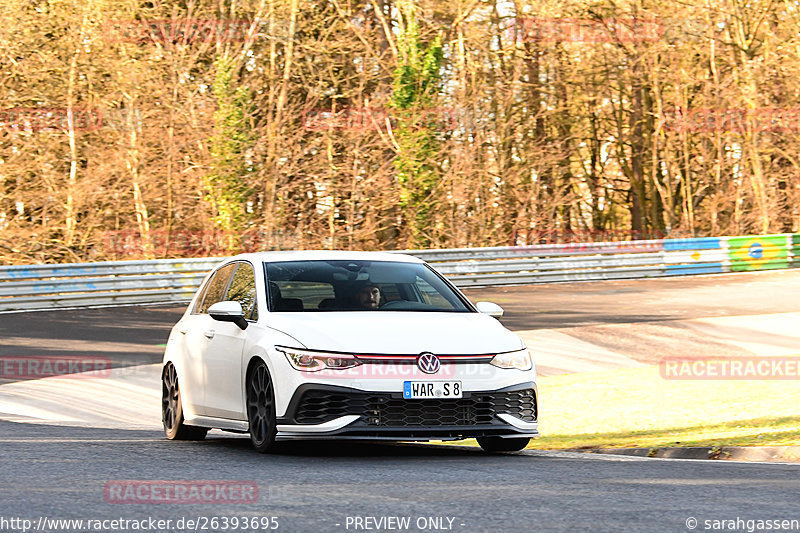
378;299;407;310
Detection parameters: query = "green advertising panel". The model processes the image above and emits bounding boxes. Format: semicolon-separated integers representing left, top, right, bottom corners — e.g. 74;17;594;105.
728;235;790;272
792;234;800;267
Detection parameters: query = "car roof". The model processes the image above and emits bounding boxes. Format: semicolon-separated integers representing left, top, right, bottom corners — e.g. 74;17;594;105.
220;250;425;265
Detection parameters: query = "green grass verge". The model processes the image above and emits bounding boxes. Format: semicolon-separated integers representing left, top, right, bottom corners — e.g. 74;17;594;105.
455;365;800;450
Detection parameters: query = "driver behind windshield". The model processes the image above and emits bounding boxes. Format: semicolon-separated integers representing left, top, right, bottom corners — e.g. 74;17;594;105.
355;283;381;310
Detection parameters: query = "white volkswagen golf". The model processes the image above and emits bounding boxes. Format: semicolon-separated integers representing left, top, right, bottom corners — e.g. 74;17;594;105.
161;251;538;453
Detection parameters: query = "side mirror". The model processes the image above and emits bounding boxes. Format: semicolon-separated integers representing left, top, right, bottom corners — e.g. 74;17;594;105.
476;301;504;319
208;301;248;330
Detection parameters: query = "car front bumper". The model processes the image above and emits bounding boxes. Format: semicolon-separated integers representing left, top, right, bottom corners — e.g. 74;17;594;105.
274;382;538;441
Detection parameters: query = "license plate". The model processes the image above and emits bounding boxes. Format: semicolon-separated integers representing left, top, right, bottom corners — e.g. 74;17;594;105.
403;381;462;399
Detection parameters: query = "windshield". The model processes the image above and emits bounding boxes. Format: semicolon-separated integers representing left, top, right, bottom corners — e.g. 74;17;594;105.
264;260;472;313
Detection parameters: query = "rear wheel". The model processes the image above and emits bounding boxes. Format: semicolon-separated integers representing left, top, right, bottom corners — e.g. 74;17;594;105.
477;436;530;453
162;364;208;440
246;361;278;453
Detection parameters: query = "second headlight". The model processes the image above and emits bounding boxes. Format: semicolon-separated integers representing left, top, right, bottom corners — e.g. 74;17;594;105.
490;348;532;370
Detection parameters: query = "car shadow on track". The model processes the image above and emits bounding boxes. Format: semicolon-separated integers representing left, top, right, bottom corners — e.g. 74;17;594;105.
202;434;486;457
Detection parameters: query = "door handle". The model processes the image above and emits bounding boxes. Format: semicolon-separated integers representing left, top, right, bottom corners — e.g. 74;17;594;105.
178;326;188;335
204;330;215;339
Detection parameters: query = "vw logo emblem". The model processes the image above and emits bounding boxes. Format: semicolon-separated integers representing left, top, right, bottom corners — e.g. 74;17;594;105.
417;352;440;374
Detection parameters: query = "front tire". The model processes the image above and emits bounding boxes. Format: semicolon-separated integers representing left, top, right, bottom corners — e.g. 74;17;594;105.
477;436;530;453
246;361;278;453
162;364;208;440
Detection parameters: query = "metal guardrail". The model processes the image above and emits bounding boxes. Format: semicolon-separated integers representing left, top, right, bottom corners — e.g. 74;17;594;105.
0;233;797;311
0;258;219;311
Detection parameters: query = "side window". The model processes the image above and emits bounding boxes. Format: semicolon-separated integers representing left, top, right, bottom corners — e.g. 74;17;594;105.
225;263;259;321
195;263;237;314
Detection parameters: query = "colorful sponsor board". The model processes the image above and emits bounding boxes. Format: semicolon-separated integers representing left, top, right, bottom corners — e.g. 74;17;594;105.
663;237;721;251
663;238;724;276
663;250;727;263
664;262;725;276
728;235;790;272
793;234;800;267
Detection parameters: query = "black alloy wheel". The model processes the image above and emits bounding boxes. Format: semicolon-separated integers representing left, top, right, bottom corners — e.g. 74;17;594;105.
246;361;278;453
162;363;208;440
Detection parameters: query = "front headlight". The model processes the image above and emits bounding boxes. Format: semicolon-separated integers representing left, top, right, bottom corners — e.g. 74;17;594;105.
276;346;361;372
490;348;532;370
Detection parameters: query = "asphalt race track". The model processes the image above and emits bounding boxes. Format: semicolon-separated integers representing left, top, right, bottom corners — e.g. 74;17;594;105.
2;269;800;532
1;420;799;533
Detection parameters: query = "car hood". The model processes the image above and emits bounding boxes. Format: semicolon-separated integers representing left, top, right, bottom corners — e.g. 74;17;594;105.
265;312;524;354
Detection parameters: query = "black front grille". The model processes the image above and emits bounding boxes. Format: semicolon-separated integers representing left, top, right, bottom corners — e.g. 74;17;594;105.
293;388;537;427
